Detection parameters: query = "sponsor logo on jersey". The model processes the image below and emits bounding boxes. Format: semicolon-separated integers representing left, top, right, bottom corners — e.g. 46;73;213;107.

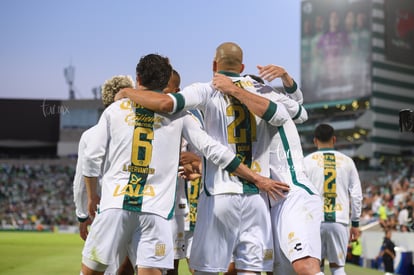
294;243;303;251
113;183;155;197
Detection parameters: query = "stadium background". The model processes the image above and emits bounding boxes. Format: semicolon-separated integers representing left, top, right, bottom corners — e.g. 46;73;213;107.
0;0;413;273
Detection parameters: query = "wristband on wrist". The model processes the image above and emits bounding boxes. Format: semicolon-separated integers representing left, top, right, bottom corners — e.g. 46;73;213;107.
284;79;297;94
77;216;89;223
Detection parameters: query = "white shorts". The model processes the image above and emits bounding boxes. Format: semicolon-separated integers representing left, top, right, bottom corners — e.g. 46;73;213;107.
82;208;174;271
189;192;273;273
320;222;348;266
185;231;194;259
170;213;187;260
271;189;323;275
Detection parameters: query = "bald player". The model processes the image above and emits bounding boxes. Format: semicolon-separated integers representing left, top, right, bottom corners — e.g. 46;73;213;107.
115;42;292;274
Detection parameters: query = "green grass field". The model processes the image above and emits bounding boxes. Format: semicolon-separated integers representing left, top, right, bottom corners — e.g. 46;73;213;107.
0;231;384;275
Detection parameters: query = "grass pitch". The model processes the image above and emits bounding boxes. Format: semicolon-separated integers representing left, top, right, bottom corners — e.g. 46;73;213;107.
0;231;83;275
0;231;383;275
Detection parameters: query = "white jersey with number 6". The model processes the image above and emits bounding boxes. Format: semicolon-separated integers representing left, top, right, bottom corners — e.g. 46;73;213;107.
83;98;240;219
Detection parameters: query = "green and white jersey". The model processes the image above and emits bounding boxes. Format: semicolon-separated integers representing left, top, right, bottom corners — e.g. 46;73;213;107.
268;119;319;206
73;125;101;220
303;149;363;226
168;73;290;195
83;98;239;219
250;77;317;206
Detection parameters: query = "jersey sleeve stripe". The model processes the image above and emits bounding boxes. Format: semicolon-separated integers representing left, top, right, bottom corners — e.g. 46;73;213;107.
169;93;185;113
262;101;277;122
292;104;303;121
284;79;297;94
224;156;241;173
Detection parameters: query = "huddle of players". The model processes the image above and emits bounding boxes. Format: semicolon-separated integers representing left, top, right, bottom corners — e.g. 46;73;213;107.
73;42;362;275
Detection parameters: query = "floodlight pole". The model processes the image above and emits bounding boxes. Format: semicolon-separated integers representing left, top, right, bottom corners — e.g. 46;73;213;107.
64;65;75;99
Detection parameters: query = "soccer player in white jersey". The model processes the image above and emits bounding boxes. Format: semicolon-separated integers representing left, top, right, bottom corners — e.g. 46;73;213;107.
115;42;292;274
73;74;134;239
303;124;363;275
81;53;287;275
72;75;135;275
258;66;325;275
215;68;324;275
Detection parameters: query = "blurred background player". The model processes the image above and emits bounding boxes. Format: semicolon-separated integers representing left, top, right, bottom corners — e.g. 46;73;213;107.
304;124;363;275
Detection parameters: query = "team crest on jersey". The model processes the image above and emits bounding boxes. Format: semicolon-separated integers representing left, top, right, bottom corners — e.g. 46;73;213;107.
155;243;166;256
120;100;133;110
263;249;273;261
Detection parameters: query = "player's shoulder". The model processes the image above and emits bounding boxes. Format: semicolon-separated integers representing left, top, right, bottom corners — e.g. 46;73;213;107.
80;125;98;141
332;150;351;159
185;81;213;91
111;98;132;110
304;151;318;160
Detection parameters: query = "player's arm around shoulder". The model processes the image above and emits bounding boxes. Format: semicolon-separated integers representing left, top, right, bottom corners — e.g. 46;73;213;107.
213;73;290;126
213;73;273;117
116;87;174;113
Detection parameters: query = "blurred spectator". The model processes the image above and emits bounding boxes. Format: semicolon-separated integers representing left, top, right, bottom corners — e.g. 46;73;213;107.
0;162;76;230
0;158;412;234
378;198;388;228
349;228;362;266
376;229;396;275
372;191;382;217
398;205;413;232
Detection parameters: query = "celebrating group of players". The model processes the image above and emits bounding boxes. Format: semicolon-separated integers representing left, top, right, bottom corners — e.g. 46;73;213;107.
73;42;362;275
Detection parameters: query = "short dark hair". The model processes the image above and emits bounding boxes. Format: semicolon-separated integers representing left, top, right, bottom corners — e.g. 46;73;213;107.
136;54;172;91
172;69;181;87
314;124;334;142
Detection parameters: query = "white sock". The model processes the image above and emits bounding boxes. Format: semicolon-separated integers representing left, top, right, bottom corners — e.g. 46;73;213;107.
331;266;346;275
